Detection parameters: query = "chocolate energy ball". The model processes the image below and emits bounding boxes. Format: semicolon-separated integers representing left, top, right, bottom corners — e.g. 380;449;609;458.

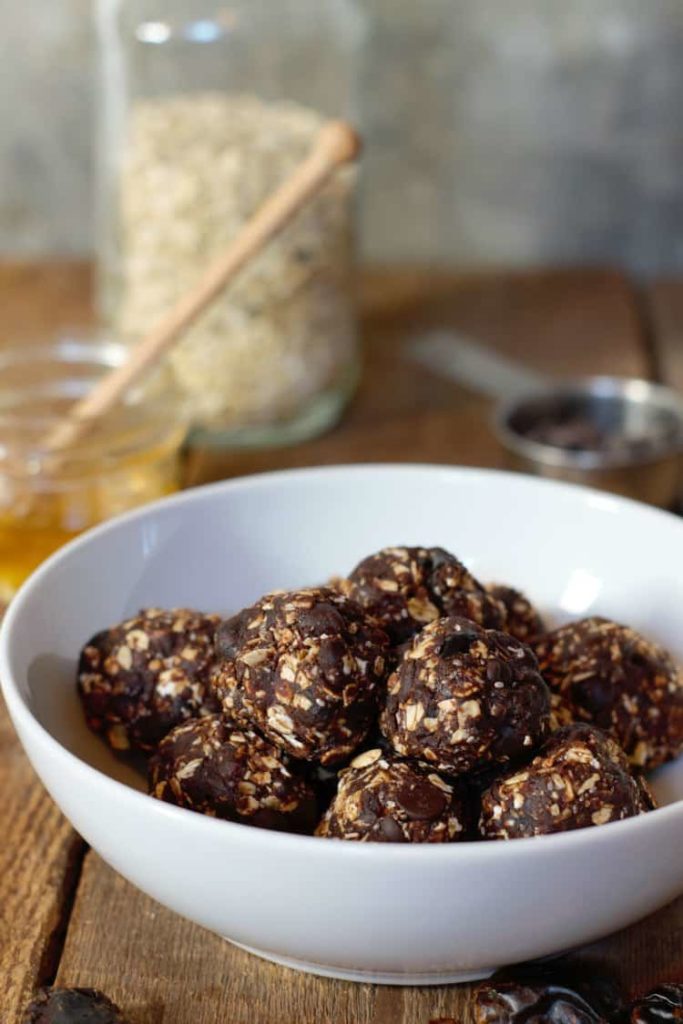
149;714;317;834
533;617;683;770
315;747;470;842
381;617;551;776
341;546;507;645
212;587;389;765
486;584;545;643
479;723;653;840
77;607;221;753
24;988;128;1024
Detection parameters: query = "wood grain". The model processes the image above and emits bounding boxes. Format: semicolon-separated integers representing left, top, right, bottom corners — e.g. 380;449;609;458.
0;699;85;1021
646;279;683;392
56;854;420;1024
0;263;93;1024
54;854;683;1024
582;897;683;995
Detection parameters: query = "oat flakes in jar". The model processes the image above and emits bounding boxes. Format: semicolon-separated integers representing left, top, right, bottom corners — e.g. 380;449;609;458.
96;0;366;445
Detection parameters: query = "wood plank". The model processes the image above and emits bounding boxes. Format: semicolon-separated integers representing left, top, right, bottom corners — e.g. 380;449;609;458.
0;699;85;1022
0;263;93;1024
55;853;475;1024
645;278;683;392
582;897;683;996
185;267;650;486
54;855;683;1023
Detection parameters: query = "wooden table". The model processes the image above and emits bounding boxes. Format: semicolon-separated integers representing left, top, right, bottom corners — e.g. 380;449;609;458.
2;263;682;1023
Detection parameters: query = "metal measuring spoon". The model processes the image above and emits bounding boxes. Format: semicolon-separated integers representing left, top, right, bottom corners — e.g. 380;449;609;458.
409;330;683;508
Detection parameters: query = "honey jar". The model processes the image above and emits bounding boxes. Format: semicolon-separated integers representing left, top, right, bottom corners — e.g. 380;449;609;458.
0;337;186;600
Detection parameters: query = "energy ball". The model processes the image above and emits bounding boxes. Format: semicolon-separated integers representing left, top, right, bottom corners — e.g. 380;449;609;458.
485;583;545;643
212;587;389;765
533;617;683;770
149;714;317;834
381;617;551;776
77;607;221;753
479;723;653;839
315;747;469;842
342;546;507;645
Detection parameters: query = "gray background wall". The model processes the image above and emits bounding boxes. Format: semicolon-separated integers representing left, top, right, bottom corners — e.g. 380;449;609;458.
4;1;683;274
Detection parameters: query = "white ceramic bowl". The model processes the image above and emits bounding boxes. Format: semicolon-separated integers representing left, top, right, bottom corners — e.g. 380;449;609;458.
2;466;682;985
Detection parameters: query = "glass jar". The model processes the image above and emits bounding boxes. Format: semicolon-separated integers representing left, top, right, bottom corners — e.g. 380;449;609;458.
0;338;186;601
95;0;366;447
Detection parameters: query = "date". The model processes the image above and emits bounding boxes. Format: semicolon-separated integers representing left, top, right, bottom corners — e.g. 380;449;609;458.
24;988;128;1024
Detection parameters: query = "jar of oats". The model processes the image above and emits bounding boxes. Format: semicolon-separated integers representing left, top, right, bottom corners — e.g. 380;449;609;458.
95;0;366;445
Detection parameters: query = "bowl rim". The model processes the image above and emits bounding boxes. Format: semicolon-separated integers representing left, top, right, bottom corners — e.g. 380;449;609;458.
2;462;682;862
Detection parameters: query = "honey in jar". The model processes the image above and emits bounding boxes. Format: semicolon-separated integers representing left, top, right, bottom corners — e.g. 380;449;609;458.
0;338;186;601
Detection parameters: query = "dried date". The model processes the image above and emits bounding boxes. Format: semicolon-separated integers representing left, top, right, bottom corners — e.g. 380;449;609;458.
629;985;683;1024
24;988;128;1024
472;964;626;1024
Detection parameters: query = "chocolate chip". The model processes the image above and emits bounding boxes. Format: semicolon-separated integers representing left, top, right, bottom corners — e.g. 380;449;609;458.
376;815;406;841
439;630;479;658
397;660;417;702
428;547;454;571
396;778;448;820
358;789;381;823
493;720;531;758
486;658;512;685
626;649;652;674
297;602;346;638
317;636;348;688
571;676;614;719
216;614;243;660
